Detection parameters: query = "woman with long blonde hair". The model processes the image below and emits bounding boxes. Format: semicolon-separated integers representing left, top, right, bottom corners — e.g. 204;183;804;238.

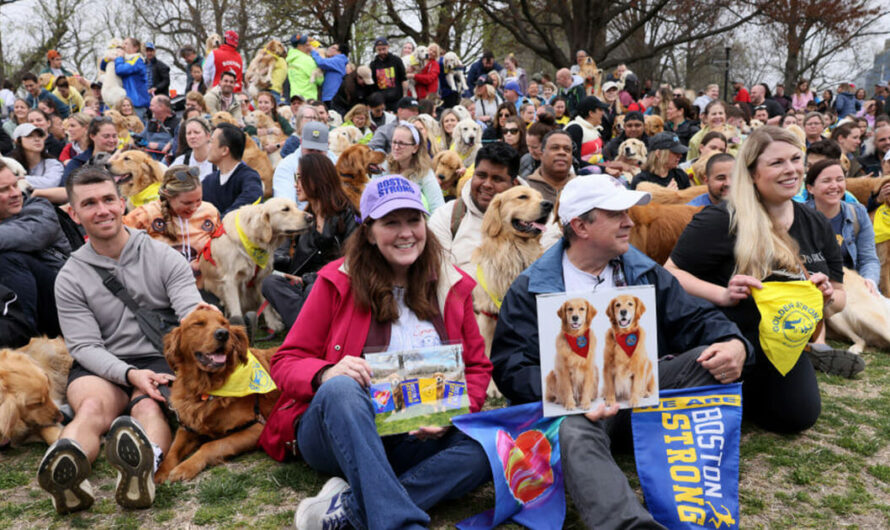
384;123;444;211
666;126;857;434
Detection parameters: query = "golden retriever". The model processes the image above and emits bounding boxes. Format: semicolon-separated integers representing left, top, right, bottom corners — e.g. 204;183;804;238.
615;138;647;184
545;298;598;410
199;198;312;330
635;181;708;204
603;295;655;407
107;150;164;209
242;110;286;164
629;203;703;265
432;150;463;200
827;268;890;353
155;310;278;482
644;115;664;136
0;338;71;447
244;40;286;97
329;125;364;158
104;108;144;135
441;52;468;93
211;111;275;198
205;33;222;56
453;119;482;168
471;186;553;396
336;144;386;211
579;57;602;96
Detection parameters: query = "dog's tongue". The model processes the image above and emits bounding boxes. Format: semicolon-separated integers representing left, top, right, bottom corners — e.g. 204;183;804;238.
531;222;547;231
210;353;227;364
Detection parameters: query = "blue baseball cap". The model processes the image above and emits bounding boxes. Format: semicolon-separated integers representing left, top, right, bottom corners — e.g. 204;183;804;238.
504;80;523;96
145;42;155;50
360;175;429;222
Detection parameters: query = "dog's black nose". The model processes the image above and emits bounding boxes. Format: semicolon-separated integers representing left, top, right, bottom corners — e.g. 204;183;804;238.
541;200;553;213
303;212;314;224
214;328;229;342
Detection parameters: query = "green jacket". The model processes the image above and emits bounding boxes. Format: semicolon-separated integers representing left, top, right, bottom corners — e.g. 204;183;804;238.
286;48;322;101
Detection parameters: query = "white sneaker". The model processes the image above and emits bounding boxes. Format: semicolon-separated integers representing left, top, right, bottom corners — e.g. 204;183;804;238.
294;476;351;530
105;416;155;509
37;438;95;514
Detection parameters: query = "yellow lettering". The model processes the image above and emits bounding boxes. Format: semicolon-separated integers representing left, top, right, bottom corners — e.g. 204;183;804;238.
673;484;704;506
677;505;706;524
670;465;701;482
664;431;693;445
667;447;697;463
662;412;691;430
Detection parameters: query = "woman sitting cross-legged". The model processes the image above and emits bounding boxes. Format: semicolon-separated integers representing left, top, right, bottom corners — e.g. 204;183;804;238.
259;175;492;529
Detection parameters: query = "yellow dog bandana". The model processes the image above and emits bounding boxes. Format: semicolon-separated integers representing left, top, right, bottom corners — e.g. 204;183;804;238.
129;182;160;208
874;204;890;244
750;281;823;376
235;212;270;267
209;350;277;397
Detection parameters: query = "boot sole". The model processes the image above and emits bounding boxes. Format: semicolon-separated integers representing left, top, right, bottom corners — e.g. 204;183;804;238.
37;439;94;515
105;416;155;509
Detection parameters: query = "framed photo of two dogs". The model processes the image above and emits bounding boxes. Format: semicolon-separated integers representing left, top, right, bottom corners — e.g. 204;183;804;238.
538;286;660;417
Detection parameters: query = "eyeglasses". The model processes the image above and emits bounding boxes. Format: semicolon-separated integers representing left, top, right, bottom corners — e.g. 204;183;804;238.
503;128;521;135
173;166;200;182
391;140;416;148
673;92;683;98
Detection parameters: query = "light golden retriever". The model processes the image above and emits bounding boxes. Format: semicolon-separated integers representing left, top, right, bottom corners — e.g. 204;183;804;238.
635;181;707;204
244;40;286;97
211;111;275;198
472;186;553;396
453;119;482;168
199;198;312;330
603;295;655;407
336;144;386;211
242;110;286;165
0;337;71;447
545;298;598;410
827;268;890;353
615;138;647;184
156;309;278;482
629;203;703;265
432;150;463;200
329;125;364;158
107;150;164;209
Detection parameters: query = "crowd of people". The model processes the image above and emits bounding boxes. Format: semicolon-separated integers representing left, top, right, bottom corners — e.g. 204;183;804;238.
3;30;890;529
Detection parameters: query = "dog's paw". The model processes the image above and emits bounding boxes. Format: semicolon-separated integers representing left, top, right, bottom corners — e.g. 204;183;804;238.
849;343;864;354
167;463;200;482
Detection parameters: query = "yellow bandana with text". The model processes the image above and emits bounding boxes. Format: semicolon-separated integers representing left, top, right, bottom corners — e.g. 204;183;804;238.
750;281;823;376
209;350;277;397
130;182;160;208
235;212;269;267
874;204;890;244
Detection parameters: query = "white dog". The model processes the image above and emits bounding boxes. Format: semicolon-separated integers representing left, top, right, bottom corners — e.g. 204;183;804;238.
99;39;127;108
442;52;468;93
404;46;430;98
453;118;482;168
329;126;364;158
451;105;472;123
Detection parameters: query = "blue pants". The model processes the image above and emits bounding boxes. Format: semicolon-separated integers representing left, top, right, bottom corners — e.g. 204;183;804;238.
297;375;491;530
0;251;62;338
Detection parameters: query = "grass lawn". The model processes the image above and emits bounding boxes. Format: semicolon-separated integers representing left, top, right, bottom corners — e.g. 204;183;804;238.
3;338;890;529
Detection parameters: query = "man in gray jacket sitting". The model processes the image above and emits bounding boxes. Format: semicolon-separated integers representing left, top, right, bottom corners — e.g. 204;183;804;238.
0;161;70;346
38;167;206;515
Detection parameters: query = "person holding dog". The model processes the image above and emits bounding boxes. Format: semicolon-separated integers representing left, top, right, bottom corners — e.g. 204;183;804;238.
490;173;750;529
40;167;208;515
261;175;492;529
667;126;861;437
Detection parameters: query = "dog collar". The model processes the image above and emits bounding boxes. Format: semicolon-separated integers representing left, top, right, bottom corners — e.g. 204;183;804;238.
129;182;160;208
235;212;270;267
615;331;638;357
209;349;278;398
564;331;590;358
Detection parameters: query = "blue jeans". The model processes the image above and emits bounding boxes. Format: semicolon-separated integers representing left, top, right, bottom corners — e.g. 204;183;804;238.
297;376;491;530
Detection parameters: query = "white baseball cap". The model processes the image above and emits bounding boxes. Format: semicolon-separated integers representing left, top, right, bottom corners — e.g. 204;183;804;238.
558;175;650;225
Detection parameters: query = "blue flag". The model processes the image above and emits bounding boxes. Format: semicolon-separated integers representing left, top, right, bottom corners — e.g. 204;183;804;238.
452;403;566;530
631;383;742;529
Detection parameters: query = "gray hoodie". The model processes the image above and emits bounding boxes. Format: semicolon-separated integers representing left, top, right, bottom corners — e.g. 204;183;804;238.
54;227;201;385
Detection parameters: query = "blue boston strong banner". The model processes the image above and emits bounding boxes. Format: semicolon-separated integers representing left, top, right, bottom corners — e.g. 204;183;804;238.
631;384;742;529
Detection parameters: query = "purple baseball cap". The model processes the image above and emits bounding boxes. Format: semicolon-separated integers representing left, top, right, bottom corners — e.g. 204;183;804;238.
360;175;429;222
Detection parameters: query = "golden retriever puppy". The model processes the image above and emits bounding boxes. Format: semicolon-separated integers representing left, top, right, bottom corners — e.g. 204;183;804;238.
828;268;890;353
107;150;164;209
432;150;463;200
245;40;286;97
545;298;598;410
199;198;312;330
336;144;386;211
441;52;469;93
628;203;702;264
472;186;553;396
603;295;655;407
329;125;363;158
644;115;664;136
453;119;482;168
635;181;707;204
156;310;279;482
0;342;69;447
243;110;287;164
210;112;276;198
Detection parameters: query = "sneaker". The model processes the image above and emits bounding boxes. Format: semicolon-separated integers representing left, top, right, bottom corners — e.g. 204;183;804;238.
805;343;865;378
37;438;95;514
244;310;257;345
105;416;155;509
294;476;351;530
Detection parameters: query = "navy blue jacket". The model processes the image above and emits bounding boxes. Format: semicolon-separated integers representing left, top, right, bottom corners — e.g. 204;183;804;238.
60;147;94;185
491;240;752;405
463;59;502;98
201;162;263;215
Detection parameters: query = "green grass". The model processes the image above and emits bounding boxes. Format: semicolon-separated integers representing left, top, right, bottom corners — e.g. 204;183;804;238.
5;344;890;528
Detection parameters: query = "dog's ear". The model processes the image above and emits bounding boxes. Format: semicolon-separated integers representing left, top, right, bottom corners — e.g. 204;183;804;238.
605;298;616;321
231;325;250;366
585;300;596;326
634;296;646;318
259;210;274;243
482;194;503;238
557;301;567;321
163;326;182;374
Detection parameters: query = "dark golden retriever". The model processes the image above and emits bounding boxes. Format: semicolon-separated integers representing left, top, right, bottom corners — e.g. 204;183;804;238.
156;309;279;482
629;203;703;265
336;144;386;211
603;295;655;407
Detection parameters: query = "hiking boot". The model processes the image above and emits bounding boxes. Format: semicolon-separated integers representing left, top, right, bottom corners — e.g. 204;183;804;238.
37;438;95;515
105;416;155;509
294;476;351;530
805;343;865;378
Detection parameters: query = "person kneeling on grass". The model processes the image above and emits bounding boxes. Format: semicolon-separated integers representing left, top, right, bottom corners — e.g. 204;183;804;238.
259;175;492;529
38;167;211;514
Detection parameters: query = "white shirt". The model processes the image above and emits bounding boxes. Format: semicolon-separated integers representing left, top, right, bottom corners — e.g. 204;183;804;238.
562;251;615;292
172;152;215;182
387;287;442;352
218;162;239;186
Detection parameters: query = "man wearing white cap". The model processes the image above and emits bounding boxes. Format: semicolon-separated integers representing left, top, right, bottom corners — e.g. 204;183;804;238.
490;174;750;529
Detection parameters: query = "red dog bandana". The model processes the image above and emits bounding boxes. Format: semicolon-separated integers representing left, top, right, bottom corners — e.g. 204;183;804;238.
564;331;590;359
615;331;639;357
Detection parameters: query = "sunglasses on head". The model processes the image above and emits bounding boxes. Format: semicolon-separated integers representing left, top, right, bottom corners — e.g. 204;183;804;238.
173;166;200;182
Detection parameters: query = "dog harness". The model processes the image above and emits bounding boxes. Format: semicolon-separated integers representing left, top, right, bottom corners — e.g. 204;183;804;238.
564;331;591;358
476;264;502;320
615;331;639;357
129;182;161;208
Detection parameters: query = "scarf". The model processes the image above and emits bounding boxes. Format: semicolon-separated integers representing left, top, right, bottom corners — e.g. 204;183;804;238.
235;211;269;267
208;350;277;397
615;331;639;357
564;331;590;358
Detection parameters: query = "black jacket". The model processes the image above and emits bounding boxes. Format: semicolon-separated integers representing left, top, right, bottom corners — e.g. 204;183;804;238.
603;132;649;161
369;53;406;111
147;58;171;96
665;120;700;147
272;206;359;276
331;72;370;116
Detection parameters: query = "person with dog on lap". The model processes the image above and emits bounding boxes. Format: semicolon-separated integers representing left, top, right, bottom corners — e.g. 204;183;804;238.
260;175;492;529
630;132;691;190
666;127;862;439
261;153;358;329
40;167;212;515
490;173;750;529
